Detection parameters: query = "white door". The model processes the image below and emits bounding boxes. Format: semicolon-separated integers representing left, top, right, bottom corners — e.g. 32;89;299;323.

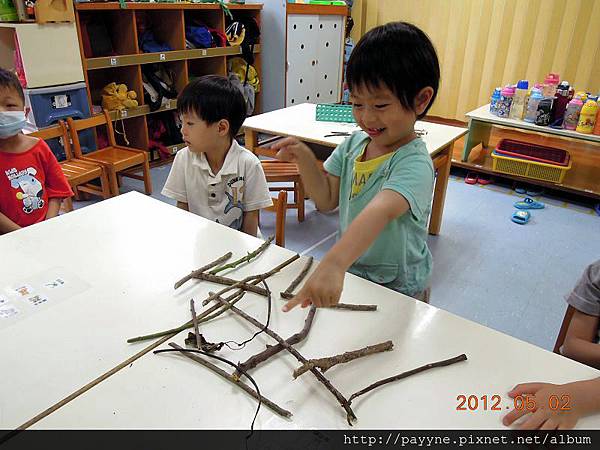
286;14;318;106
315;15;344;104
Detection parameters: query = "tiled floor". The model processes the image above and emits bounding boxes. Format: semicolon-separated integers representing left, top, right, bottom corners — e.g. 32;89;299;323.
74;164;600;351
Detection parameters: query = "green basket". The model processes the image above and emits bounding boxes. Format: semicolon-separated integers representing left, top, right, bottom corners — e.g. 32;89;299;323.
315;103;355;123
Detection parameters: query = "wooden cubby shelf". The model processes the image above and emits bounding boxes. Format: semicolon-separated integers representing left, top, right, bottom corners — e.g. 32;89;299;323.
74;2;263;161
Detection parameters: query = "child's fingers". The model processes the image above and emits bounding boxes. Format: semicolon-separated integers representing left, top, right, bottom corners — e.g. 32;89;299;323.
270;136;299;151
502;407;528;426
507;383;545;397
282;291;310;312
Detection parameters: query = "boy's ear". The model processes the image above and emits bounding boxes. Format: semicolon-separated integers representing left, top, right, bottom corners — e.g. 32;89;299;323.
414;87;434;116
217;119;230;137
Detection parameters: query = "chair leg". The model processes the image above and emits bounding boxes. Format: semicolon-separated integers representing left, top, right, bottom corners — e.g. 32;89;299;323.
108;168;120;196
142;155;153;195
296;180;305;222
99;168;112;199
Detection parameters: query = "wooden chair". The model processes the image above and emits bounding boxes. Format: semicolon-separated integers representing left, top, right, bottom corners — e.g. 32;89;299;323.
30;121;111;212
67;110;152;196
553;305;576;354
245;132;305;222
263;190;288;247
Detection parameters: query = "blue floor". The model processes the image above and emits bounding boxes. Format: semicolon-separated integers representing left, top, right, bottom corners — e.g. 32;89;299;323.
74;165;600;352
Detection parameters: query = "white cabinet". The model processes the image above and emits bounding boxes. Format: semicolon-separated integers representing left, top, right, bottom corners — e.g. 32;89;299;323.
254;1;347;112
286;13;344;106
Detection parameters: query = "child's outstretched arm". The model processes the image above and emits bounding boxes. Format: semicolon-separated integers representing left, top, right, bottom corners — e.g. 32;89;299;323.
282;189;410;311
272;137;339;212
503;378;600;429
0;212;21;234
561;310;600;369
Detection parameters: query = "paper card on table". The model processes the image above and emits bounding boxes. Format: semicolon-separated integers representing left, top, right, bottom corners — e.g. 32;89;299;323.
26;294;48;307
0;304;20;319
44;278;66;289
10;284;35;298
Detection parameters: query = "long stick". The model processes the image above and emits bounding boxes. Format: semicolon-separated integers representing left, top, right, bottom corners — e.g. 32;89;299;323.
190;299;202;350
280;292;377;312
190;272;269;296
174;252;232;289
212;295;357;425
210;236;274;275
164;343;292;419
349;354;468;403
293;341;393;379
128;254;299;343
234;306;317;378
202;254;300;306
281;256;314;296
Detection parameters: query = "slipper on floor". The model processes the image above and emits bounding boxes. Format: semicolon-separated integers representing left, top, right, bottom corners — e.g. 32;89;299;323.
511;210;531;225
595;203;600;216
526;187;545;196
477;174;493;185
465;172;478;185
514;197;545;209
515;185;527;194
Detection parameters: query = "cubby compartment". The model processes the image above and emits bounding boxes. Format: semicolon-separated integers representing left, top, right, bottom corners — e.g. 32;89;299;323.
184;9;224;43
112;116;149;150
87;65;144;112
188;56;226;80
135;9;185;53
78;9;138;58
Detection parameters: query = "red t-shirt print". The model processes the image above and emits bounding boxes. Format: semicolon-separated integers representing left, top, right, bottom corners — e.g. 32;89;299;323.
1;139;73;227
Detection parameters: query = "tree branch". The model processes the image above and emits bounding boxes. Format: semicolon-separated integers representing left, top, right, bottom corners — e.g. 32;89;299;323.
190;272;268;296
129;254;299;343
210;236;274;275
174;252;233;290
234;306;317;379
349;354;468;403
279;292;377;312
293;341;393;379
281;256;314;297
162;343;292;419
212;295;357;425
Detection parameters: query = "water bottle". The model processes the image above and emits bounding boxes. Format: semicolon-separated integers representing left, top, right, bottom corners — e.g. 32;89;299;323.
497;86;515;118
563;96;584;130
542;73;560;97
550;81;572;127
576;100;598;134
489;87;502;115
524;88;543;122
594;107;600;135
509;80;529;120
535;97;554;126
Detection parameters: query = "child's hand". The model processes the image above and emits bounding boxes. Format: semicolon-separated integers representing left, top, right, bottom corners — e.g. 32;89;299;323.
503;382;583;429
282;262;345;311
271;137;314;164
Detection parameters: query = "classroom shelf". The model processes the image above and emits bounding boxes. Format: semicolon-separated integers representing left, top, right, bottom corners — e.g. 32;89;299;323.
74;2;263;161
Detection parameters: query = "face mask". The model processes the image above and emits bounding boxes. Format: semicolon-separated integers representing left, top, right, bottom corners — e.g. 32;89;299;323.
0;110;27;138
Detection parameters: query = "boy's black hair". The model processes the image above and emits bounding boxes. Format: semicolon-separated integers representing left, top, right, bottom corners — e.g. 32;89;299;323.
346;22;440;119
177;75;246;139
0;68;25;103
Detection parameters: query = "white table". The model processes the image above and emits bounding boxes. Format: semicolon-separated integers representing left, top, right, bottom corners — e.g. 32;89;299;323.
3;193;597;430
243;103;468;235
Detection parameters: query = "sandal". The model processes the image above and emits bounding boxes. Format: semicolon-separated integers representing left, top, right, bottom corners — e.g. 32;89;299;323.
465;172;478;185
477;174;493;185
511;210;531;225
514;197;545;210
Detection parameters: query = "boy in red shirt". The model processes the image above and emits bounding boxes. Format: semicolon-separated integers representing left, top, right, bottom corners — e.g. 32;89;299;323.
0;68;73;235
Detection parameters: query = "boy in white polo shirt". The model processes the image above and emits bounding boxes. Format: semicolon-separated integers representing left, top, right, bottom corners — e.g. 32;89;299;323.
162;75;272;236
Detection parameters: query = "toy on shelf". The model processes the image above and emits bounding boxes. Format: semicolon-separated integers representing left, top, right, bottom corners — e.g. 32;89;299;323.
101;82;138;112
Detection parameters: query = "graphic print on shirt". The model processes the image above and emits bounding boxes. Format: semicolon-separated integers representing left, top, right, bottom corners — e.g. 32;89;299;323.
5;167;45;214
218;175;245;230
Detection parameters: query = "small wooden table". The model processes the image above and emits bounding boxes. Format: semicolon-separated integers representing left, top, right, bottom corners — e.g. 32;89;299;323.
243;103;467;235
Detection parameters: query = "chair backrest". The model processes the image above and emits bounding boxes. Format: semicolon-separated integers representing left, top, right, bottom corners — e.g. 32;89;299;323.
66;109;116;158
29;121;74;160
274;190;287;247
553;305;576;354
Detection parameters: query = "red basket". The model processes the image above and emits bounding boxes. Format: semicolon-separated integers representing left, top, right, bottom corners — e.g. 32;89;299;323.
494;139;570;167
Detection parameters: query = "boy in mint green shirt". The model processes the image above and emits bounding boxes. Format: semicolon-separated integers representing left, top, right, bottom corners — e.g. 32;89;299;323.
272;22;440;310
